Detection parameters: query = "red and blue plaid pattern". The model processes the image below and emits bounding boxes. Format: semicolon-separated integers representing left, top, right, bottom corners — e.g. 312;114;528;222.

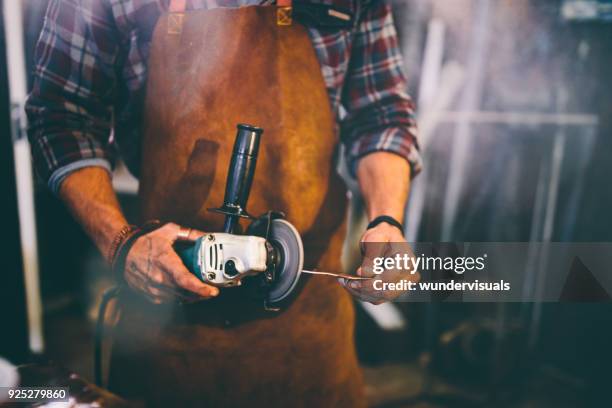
26;0;421;191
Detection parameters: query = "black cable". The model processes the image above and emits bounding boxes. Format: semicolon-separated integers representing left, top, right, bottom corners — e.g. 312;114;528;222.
94;285;121;387
96;220;162;387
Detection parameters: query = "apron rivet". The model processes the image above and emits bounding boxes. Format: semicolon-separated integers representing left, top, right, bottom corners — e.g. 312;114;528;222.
276;6;292;26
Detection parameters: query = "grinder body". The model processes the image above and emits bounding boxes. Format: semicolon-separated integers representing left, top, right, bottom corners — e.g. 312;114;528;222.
178;233;269;287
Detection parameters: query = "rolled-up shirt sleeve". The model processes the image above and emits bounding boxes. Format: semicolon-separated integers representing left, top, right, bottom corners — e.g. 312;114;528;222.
340;0;422;178
25;0;118;194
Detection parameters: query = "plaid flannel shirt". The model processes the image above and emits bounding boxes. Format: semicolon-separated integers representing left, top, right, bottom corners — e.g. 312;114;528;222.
26;0;421;193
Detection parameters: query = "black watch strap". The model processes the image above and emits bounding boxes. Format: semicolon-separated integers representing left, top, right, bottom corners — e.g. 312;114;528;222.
367;215;404;235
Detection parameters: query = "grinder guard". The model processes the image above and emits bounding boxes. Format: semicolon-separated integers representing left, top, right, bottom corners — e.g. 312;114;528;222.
247;214;304;303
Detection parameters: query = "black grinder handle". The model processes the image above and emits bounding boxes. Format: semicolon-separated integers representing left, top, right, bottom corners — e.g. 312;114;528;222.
218;124;263;233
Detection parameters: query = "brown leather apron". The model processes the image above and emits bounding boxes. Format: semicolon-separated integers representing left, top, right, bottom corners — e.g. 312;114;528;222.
108;4;365;407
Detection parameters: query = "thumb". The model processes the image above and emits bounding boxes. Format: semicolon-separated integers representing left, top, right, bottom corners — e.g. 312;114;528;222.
337;277;365;291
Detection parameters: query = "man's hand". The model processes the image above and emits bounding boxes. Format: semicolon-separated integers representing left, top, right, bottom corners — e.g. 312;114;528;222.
123;223;219;304
339;152;418;304
341;222;419;304
58;167;219;304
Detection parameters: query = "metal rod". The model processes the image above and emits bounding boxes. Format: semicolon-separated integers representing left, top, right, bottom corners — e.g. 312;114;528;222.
302;270;373;281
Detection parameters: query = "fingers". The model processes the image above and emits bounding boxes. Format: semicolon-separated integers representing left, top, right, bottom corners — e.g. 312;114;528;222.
360;242;391;277
163;222;206;243
338;278;386;304
188;228;206;242
343;224;416;304
338;277;364;291
123;222;219;303
159;222;183;243
164;251;219;298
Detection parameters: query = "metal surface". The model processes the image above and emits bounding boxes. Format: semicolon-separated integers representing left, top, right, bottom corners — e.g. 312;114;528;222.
3;0;44;354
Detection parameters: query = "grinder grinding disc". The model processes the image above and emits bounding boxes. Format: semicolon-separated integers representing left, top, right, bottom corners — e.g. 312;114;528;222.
267;219;304;302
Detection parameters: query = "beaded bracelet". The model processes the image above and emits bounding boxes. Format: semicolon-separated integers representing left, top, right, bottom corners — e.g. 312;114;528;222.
107;224;137;264
109;220;163;283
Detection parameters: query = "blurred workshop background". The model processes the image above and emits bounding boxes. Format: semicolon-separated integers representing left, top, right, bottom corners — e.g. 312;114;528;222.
2;0;612;407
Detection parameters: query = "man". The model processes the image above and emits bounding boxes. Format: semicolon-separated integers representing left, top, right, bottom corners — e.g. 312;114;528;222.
27;0;421;405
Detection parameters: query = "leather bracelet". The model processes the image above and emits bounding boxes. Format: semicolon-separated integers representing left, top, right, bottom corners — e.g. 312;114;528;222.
107;224;137;264
367;215;404;235
110;220;163;283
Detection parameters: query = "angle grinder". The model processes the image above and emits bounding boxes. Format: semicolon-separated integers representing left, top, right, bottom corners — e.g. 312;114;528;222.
177;216;304;303
175;124;370;305
175;124;304;304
